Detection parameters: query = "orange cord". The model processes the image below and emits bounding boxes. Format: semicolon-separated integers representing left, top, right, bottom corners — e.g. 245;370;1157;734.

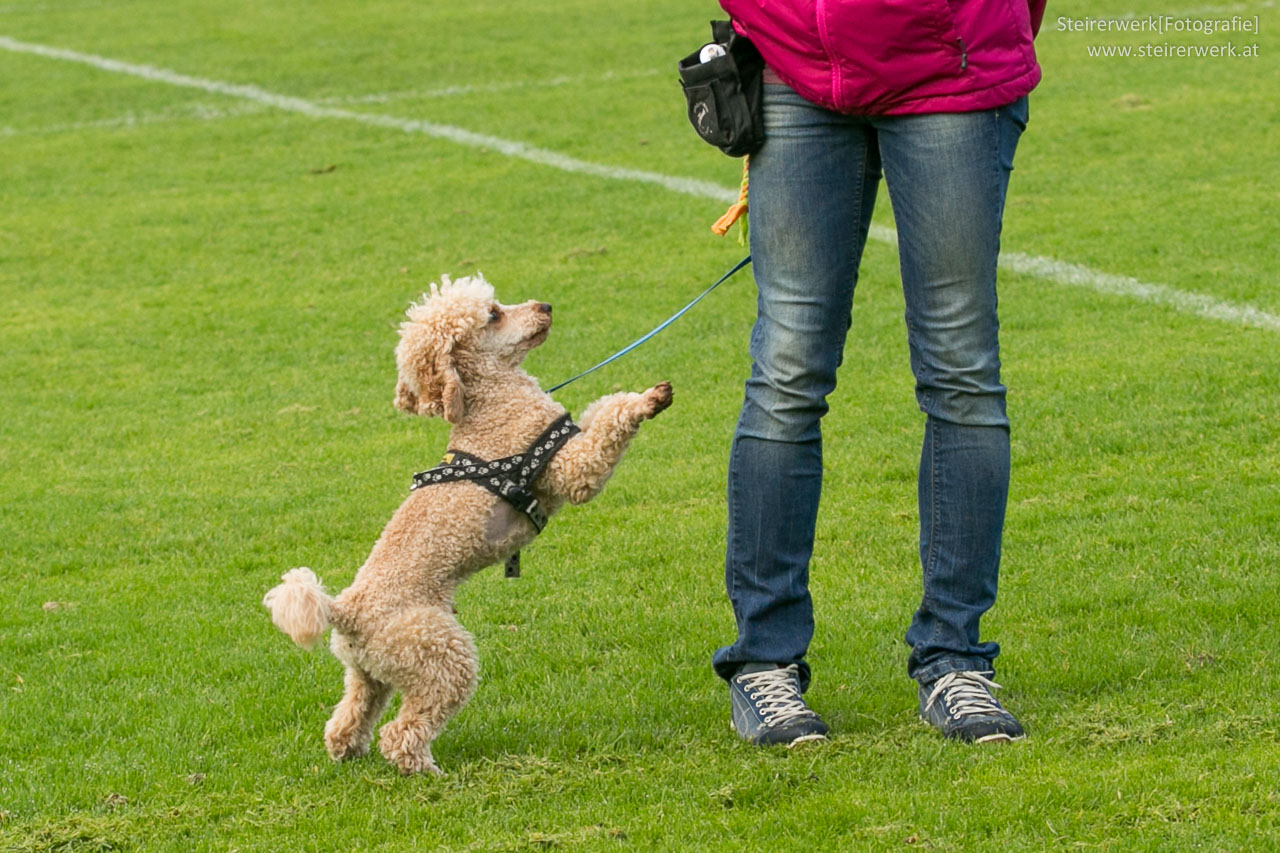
711;156;749;243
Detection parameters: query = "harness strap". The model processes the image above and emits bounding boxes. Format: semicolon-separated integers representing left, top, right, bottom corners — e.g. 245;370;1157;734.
410;413;580;575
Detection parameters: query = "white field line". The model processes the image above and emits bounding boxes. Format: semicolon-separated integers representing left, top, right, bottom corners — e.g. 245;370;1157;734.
0;1;104;13
0;101;268;137
0;35;733;201
3;34;1277;333
4;0;1269;16
999;251;1280;331
316;68;663;106
319;78;577;105
869;224;1280;331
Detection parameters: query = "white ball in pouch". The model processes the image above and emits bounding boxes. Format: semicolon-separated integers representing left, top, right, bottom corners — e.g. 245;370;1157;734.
699;43;727;63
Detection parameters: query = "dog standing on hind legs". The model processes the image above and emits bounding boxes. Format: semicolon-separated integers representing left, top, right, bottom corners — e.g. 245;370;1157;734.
263;274;672;775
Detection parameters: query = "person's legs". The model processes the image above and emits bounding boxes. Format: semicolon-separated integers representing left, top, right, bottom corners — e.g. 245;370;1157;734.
873;98;1028;692
713;87;880;695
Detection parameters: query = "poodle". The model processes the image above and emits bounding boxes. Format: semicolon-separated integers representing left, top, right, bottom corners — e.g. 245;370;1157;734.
263;274;672;775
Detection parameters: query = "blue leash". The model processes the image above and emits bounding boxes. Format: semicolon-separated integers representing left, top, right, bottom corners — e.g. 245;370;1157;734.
547;255;752;393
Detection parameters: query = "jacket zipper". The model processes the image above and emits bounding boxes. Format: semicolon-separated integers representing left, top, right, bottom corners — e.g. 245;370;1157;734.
815;0;844;107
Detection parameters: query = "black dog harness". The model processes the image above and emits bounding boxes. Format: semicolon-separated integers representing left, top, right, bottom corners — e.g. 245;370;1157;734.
410;413;579;577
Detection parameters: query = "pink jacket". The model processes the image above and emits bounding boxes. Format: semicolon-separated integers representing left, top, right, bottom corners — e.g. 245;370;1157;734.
721;0;1046;115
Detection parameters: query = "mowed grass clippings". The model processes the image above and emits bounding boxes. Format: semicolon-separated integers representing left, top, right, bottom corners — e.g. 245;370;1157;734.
2;0;1278;850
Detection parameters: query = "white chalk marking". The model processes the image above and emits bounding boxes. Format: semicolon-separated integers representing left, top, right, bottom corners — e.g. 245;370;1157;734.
0;101;267;137
999;251;1280;331
0;35;734;203
316;68;662;106
2;34;1276;332
872;226;1280;331
0;1;104;13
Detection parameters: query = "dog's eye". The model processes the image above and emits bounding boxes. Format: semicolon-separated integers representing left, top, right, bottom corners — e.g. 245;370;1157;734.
488;306;502;324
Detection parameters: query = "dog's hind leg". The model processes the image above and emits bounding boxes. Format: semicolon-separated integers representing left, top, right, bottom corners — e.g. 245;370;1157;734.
323;662;393;761
369;607;479;775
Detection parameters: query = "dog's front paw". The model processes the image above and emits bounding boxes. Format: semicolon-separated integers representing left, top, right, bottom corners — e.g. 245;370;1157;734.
642;381;673;419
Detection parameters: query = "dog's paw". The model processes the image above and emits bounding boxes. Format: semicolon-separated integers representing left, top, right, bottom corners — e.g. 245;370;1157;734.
325;739;371;762
379;719;444;776
642;381;673;419
397;755;443;776
324;725;371;762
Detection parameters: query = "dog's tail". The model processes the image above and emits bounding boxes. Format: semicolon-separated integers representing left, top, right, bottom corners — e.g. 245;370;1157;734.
262;567;333;650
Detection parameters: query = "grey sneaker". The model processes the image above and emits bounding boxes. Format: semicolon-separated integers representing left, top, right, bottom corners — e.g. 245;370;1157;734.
918;670;1025;743
729;663;829;746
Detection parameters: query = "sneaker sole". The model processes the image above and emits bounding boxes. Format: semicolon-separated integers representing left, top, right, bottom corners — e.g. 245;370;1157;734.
973;732;1026;744
730;721;830;748
918;716;1027;744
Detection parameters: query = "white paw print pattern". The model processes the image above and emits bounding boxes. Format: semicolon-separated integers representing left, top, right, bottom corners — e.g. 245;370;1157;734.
409;413;580;534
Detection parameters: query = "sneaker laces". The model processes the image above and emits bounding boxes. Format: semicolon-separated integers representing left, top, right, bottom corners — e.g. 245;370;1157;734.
923;671;1005;719
737;666;817;727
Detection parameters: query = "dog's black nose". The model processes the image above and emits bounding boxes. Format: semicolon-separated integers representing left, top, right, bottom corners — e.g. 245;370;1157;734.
537;302;552;315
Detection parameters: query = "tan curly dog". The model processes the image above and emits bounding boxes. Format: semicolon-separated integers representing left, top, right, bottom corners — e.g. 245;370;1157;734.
264;274;672;774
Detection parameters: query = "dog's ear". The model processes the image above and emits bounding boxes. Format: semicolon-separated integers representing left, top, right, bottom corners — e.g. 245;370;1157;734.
395;346;467;423
395;281;491;423
440;363;465;423
393;379;420;415
421;351;466;423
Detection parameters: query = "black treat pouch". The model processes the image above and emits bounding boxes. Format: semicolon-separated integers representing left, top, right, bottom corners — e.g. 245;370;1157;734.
678;20;764;157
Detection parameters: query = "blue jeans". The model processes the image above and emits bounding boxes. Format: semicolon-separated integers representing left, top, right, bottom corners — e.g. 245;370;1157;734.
713;86;1028;689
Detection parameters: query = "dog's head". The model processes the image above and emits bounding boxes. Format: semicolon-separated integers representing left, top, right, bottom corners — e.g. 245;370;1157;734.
393;274;552;422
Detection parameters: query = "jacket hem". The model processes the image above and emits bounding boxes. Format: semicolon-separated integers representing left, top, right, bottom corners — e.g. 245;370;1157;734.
835;63;1041;116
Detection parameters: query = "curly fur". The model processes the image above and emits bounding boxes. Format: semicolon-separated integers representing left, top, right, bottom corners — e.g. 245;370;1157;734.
263;273;672;775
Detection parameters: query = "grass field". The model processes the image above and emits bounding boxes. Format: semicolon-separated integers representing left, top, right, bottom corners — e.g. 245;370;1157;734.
2;1;1278;849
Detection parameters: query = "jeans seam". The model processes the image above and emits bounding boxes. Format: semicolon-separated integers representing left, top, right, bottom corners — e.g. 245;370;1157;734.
921;418;942;650
990;109;1003;240
726;438;742;612
849;141;867;279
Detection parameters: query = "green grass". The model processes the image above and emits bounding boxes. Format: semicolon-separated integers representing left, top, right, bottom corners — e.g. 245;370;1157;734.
2;0;1278;849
